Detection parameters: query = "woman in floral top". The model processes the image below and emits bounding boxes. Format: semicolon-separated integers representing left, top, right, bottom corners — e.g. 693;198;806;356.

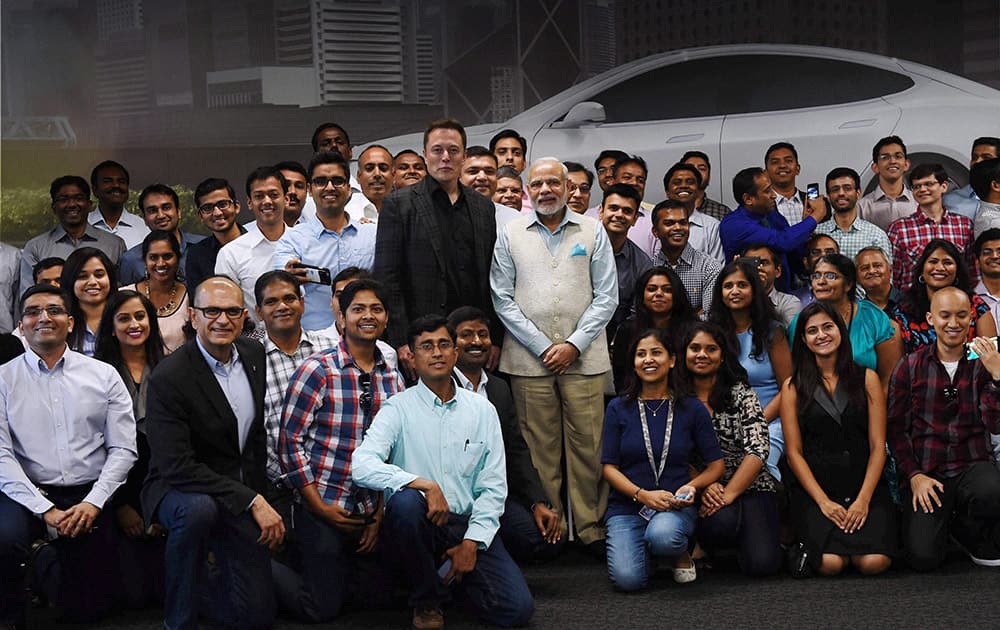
889;239;996;354
675;322;782;576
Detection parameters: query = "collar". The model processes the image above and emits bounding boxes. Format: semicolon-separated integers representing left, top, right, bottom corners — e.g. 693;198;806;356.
980;201;1000;212
335;335;386;371
306;211;359;237
452;366;488;393
527;207;577;231
914;207;954;224
196;337;239;373
425;175;465;204
874;185;914;202
415;378;458;408
52;224;98;242
89;207;140;228
775;189;802;202
688;209;708;227
264;328;316;356
22;344;70;375
976;280;1000;301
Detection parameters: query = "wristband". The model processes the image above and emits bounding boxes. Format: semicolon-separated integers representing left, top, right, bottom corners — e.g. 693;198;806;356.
632;488;642;502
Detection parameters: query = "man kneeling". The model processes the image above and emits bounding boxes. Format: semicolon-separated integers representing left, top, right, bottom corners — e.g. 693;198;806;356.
353;315;534;629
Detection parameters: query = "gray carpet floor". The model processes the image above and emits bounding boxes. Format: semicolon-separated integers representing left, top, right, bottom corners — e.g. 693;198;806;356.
27;548;1000;629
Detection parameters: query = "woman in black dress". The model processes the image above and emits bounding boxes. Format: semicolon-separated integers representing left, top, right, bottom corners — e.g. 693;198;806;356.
780;301;896;576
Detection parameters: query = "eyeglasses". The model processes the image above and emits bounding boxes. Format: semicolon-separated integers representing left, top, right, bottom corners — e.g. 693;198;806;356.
191;305;244;319
568;183;591;194
197;199;235;215
22;305;68;319
809;248;838;257
415;340;454;352
358;372;372;414
811;271;841;281
311;176;348;188
980;248;1000;258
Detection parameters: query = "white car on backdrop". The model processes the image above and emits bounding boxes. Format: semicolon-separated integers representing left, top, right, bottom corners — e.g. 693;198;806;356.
366;44;1000;207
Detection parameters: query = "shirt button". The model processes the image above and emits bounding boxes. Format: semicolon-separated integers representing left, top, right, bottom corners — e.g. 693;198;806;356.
550;261;558;268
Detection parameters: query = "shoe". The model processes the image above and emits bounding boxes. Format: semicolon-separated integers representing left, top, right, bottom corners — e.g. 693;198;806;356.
955;539;1000;567
581;539;606;561
672;554;697;583
412;607;444;630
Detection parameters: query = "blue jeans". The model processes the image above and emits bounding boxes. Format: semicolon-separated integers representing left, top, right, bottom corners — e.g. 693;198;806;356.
499;499;565;564
605;507;697;592
157;490;275;630
273;504;392;622
696;491;782;576
0;486;120;625
767;419;785;482
382;488;534;627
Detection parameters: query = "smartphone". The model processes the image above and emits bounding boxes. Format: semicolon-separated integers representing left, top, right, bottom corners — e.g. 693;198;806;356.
292;262;332;285
737;256;761;270
807;183;820;200
438;558;454;585
673;492;692;502
966;336;998;360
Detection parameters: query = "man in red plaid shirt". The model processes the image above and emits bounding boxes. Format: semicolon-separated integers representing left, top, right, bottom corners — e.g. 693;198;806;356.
887;163;976;292
887;287;1000;570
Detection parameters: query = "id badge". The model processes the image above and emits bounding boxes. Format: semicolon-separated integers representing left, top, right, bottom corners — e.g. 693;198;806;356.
638;505;657;521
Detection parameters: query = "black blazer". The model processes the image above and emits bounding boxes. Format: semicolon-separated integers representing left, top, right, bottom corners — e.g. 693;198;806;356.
374;177;498;348
484;374;547;509
141;337;268;524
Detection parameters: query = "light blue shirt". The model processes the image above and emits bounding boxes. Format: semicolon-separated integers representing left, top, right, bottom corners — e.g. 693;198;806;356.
272;213;377;330
88;207;151;250
196;339;255;452
352;381;507;547
0;346;137;515
943;184;980;220
491;209;618;356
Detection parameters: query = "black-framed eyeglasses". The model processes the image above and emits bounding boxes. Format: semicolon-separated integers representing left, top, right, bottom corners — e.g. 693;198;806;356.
191;305;244;319
311;176;348;188
358;372;372;414
197;199;235;215
22;305;68;319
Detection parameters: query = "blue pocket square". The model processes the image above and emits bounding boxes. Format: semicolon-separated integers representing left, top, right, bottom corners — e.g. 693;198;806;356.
570;243;588;257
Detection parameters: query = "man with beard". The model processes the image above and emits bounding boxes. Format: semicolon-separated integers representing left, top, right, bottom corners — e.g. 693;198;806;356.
816;167;892;262
664;162;724;263
87;160;149;249
393;150;427;190
356;145;394;218
491;157;617;554
461;146;521;230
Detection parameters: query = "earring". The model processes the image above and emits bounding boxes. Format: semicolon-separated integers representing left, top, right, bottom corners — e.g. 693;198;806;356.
917;276;926;285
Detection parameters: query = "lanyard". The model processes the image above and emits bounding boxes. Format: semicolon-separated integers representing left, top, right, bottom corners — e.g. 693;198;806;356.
637;398;674;486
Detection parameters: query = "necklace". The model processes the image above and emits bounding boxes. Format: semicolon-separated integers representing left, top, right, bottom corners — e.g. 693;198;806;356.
145;280;178;317
642;397;669;415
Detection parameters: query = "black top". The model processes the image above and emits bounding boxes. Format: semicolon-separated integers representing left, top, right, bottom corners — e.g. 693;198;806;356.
0;333;25;366
184;226;247;291
426;176;478;315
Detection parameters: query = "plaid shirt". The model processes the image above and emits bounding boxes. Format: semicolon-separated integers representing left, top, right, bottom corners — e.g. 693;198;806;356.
262;330;337;482
886;208;976;292
887;343;1000;484
815;215;892;264
697;196;733;222
279;338;405;513
653;243;721;315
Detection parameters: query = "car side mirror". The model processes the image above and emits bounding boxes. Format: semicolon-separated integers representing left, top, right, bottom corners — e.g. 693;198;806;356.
551;101;605;128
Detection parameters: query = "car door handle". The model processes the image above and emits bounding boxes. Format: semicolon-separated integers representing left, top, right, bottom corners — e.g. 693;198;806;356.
665;133;704;143
838;119;877;129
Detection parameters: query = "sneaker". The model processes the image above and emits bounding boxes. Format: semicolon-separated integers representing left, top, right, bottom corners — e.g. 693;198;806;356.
956;539;1000;567
412;607;444;630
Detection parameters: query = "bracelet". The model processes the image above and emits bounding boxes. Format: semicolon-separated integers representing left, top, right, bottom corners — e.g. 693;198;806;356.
632;488;642;502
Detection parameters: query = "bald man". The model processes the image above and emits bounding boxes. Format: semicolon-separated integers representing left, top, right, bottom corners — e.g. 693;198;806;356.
887;287;1000;570
144;276;283;628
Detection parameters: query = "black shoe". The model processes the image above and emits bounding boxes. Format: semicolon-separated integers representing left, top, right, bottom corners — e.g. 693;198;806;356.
955;538;1000;567
581;539;606;561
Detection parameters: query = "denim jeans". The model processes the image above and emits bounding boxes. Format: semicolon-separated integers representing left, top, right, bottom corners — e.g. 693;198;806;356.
157;490;275;630
696;490;782;576
767;419;785;482
605;507;697;592
0;486;120;625
499;499;565;564
382;488;534;627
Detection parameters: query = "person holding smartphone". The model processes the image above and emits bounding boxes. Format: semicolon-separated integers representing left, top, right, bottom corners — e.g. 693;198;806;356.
601;328;723;590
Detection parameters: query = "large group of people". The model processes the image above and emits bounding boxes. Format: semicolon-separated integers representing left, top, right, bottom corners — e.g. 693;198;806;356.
2;120;1000;630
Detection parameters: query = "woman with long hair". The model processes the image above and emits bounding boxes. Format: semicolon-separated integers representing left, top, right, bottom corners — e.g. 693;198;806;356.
94;290;166;605
674;322;782;576
120;230;190;353
610;266;698;393
781;301;897;576
790;253;902;391
708;260;791;480
60;247;118;356
602;328;723;590
889;239;996;353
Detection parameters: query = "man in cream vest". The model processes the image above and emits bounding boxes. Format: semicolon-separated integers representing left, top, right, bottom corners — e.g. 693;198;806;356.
491;157;618;553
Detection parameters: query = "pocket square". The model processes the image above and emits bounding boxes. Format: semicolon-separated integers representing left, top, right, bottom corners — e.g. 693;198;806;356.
570;243;588;257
